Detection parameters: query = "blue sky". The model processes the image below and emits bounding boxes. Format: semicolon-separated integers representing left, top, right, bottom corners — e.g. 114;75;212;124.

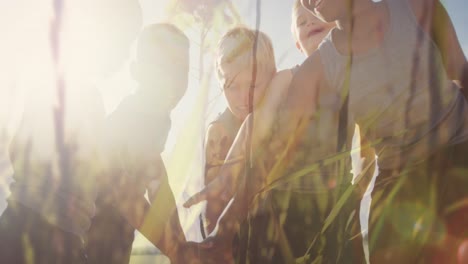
444;0;468;56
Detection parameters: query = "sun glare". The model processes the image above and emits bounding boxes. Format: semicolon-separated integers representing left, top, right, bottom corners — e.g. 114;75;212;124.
1;1;467;262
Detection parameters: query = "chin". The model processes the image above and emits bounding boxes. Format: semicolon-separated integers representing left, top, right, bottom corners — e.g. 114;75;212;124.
233;112;248;121
303;41;319;55
304;48;317;56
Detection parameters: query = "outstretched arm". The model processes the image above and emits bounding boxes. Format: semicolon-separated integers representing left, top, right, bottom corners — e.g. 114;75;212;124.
210;58;324;236
143;160;187;262
185;55;325;257
115;155;188;262
203;122;237;235
411;0;467;93
183;69;294;208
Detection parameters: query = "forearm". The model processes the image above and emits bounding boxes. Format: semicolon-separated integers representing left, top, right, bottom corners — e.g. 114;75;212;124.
207;161;246;239
115;179;185;260
212;97;308;233
203;136;234;233
204;193;231;234
460;61;468;99
210;197;248;245
116;195;149;230
140;177;186;258
429;0;468;93
212;162;265;242
218;112;277;188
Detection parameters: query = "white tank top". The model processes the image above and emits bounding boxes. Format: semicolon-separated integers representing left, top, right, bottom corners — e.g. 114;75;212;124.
318;0;468;169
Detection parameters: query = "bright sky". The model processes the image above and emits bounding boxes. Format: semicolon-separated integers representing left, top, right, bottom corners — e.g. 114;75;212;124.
0;0;467;251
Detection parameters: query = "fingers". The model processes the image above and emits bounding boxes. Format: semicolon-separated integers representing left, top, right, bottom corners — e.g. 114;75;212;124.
183;185;233;208
183;191;207;208
183;177;228;207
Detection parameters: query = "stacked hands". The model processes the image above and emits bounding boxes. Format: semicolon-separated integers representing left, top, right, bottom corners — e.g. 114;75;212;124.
179;174;237;264
108;156;238;263
176;238;234;264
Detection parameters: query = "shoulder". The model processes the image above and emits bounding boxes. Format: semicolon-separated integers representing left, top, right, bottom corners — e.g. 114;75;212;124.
275;69;294;81
266;69;294;95
286;52;326;114
256;70;294;111
212;108;233;123
204;122;233;158
272;69;294;86
293;52;325;89
205;122;230;144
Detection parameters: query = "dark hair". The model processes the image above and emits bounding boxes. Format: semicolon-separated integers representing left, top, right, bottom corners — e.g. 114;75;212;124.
136;23;189;63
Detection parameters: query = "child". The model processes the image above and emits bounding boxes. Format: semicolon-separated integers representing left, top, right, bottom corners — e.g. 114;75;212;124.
292;0;468;262
0;1;142;263
202;7;335;238
201;26;277;238
231;3;364;263
189;2;468;262
186;3;362;262
291;0;335;56
87;23;192;263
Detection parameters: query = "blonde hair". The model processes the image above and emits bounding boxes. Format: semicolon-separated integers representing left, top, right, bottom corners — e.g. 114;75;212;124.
291;0;303;41
216;26;276;81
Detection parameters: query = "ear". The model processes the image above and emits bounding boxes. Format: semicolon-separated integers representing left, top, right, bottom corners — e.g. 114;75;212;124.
295;41;303;53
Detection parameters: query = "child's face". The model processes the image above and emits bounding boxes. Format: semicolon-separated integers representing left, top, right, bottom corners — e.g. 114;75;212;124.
293;4;335;56
158;59;189;110
301;0;347;23
133;50;189;110
220;63;273;120
133;26;190;110
165;62;189;109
